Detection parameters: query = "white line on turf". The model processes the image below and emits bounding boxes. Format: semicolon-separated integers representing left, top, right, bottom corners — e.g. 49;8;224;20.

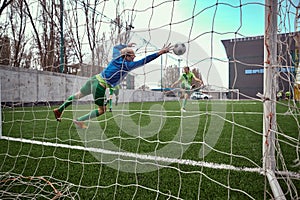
3;136;300;178
1;136;263;173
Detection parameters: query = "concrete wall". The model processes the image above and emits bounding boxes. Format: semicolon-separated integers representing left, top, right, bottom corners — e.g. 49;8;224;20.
0;65;173;104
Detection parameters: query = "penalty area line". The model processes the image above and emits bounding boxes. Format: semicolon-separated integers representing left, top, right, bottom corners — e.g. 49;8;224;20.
1;136;262;174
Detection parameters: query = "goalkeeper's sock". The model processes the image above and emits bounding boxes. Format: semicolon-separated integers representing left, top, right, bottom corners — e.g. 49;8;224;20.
77;109;100;121
58;95;76;113
109;99;112;109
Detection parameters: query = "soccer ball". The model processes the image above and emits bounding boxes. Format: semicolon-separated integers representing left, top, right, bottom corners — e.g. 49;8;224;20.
173;42;186;55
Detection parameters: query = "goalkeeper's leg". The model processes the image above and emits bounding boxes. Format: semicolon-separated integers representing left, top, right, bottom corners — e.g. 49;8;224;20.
73;107;102;129
73;105;105;129
59;92;83;112
53;77;94;122
73;82;106;129
53;92;84;122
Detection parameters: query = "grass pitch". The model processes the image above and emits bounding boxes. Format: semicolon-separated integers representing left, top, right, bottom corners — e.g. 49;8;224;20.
0;100;299;199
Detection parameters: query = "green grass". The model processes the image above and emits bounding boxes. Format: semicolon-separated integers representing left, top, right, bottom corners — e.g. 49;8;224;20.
0;100;299;199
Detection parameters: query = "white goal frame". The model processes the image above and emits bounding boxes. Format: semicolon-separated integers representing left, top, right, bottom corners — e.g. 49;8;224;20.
263;1;285;199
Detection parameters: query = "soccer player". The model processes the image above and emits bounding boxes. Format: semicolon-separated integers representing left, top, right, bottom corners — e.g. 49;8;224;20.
171;66;203;112
108;85;120;112
53;43;172;128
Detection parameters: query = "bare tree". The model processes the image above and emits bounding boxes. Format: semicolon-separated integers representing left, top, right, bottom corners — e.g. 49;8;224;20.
192;68;203;88
0;0;13;16
64;1;84;65
82;0;99;76
15;0;61;71
1;0;135;76
28;0;72;72
23;0;42;69
39;0;59;71
78;0;134;76
162;65;180;87
9;0;27;68
22;48;33;69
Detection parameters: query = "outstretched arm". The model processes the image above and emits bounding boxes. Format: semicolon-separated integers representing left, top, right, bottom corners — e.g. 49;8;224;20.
171;79;181;88
157;43;172;55
125;43;172;71
193;76;203;86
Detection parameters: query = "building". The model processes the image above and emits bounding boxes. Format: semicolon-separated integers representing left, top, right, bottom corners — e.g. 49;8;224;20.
222;32;298;99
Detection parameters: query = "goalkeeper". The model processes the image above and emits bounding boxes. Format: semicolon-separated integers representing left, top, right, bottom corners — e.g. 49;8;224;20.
171;66;203;112
53;43;172;129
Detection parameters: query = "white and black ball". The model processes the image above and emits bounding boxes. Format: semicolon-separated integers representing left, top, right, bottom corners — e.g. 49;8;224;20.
173;42;186;55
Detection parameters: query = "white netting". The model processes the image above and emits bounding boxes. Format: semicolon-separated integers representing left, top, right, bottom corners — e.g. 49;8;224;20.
0;0;299;199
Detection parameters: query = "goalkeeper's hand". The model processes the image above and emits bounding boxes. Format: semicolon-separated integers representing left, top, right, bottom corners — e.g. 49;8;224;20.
127;42;136;47
158;43;172;55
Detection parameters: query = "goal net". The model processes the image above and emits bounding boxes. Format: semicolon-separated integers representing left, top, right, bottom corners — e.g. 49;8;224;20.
0;0;299;199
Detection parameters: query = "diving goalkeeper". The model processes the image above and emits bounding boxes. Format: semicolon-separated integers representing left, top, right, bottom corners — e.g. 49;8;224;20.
53;43;172;128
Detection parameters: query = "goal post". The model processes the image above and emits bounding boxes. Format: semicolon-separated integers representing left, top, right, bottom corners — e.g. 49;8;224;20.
294;7;300;101
263;0;285;199
0;78;1;138
263;0;277;172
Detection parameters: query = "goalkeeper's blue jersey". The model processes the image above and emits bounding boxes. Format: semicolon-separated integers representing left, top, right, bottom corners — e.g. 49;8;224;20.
100;45;160;87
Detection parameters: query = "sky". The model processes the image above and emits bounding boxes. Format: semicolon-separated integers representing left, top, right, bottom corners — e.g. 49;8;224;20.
104;0;298;89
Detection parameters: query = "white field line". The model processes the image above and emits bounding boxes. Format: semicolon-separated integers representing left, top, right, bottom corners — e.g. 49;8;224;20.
4;109;299;116
1;136;261;173
2;136;300;178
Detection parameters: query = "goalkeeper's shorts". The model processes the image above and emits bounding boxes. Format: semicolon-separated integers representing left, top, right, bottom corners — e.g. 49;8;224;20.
80;75;106;106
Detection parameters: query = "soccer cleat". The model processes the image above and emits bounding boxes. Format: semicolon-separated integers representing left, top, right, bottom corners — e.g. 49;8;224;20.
73;120;88;129
181;108;186;112
53;108;62;122
109;108;112;112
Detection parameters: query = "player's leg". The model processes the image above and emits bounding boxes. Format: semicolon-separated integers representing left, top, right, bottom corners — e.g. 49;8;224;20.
180;83;190;112
58;91;84;113
115;95;119;106
109;96;113;112
73;79;106;129
109;88;113;112
53;77;92;121
114;89;119;106
73;105;105;129
181;92;188;112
